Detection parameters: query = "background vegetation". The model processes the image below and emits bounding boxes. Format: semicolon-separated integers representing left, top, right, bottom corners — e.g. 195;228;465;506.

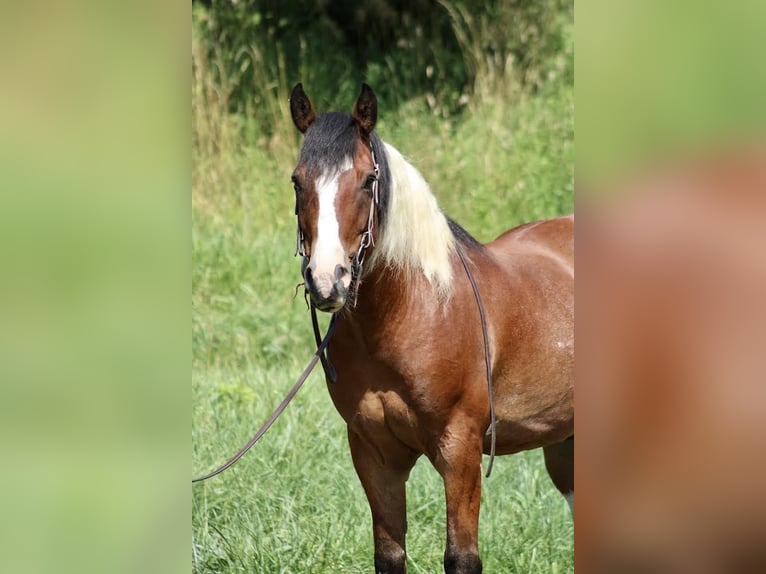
192;0;573;571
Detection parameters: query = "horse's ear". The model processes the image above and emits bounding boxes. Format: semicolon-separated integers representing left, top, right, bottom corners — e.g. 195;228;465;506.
353;83;377;138
290;83;316;134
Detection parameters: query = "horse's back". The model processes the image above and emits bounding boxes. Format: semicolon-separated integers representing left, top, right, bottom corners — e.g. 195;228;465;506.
490;214;573;264
483;213;573;316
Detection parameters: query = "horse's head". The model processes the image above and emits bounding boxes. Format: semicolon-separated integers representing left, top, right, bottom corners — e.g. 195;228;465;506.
290;83;384;312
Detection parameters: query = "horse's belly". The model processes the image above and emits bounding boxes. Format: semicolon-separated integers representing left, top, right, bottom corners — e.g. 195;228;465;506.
488;347;574;453
487;396;573;454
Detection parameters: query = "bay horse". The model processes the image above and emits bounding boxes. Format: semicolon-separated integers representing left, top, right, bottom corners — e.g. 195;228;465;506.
289;83;573;574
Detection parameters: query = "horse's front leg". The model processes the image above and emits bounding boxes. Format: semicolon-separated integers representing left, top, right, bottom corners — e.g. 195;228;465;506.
434;417;484;574
348;427;418;574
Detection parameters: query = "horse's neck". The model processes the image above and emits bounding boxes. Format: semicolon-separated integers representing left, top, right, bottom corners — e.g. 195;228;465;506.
351;261;440;334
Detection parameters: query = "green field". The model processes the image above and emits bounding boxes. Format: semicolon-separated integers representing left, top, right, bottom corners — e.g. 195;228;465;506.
192;3;573;571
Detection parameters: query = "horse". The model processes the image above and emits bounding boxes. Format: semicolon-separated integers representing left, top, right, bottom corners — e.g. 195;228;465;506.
289;82;573;574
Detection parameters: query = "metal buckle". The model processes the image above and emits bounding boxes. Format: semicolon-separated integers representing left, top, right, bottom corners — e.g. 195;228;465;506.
295;223;305;257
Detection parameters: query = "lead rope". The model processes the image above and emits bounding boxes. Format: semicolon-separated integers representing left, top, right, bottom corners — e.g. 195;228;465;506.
192;318;338;483
455;245;496;478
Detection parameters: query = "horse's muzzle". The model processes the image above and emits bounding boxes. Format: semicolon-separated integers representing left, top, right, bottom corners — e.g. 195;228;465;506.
304;264;349;312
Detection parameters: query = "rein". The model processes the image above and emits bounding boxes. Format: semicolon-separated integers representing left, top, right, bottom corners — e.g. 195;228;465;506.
194;141;496;482
311;304;336;383
191;317;338;483
192;144;378;484
456;246;496;478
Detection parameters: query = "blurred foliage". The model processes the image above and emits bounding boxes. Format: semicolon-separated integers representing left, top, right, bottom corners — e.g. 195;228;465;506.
192;0;572;139
192;0;573;372
192;0;574;371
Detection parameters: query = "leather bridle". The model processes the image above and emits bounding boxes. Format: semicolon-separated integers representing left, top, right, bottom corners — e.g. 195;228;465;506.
295;142;380;305
300;141;380;384
192;142;498;483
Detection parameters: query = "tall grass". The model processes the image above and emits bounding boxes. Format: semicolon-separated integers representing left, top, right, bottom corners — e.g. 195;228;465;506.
192;3;573;571
438;0;573;106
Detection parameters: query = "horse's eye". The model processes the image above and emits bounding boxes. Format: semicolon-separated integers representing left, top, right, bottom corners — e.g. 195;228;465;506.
363;174;376;192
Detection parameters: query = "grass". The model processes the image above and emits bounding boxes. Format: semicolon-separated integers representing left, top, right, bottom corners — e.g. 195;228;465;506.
192;368;573;572
192;9;573;570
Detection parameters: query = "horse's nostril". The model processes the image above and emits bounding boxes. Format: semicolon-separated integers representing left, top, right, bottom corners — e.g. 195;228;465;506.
334;264;349;282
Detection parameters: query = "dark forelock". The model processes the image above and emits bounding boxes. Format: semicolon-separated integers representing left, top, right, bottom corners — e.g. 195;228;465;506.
299;113;358;174
297;111;391;231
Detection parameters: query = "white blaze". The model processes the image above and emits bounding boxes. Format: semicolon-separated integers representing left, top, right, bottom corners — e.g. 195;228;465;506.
310;162;352;297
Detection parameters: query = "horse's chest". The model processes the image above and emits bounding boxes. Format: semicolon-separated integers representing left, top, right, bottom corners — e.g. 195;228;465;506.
326;328;440;453
333;383;424;453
